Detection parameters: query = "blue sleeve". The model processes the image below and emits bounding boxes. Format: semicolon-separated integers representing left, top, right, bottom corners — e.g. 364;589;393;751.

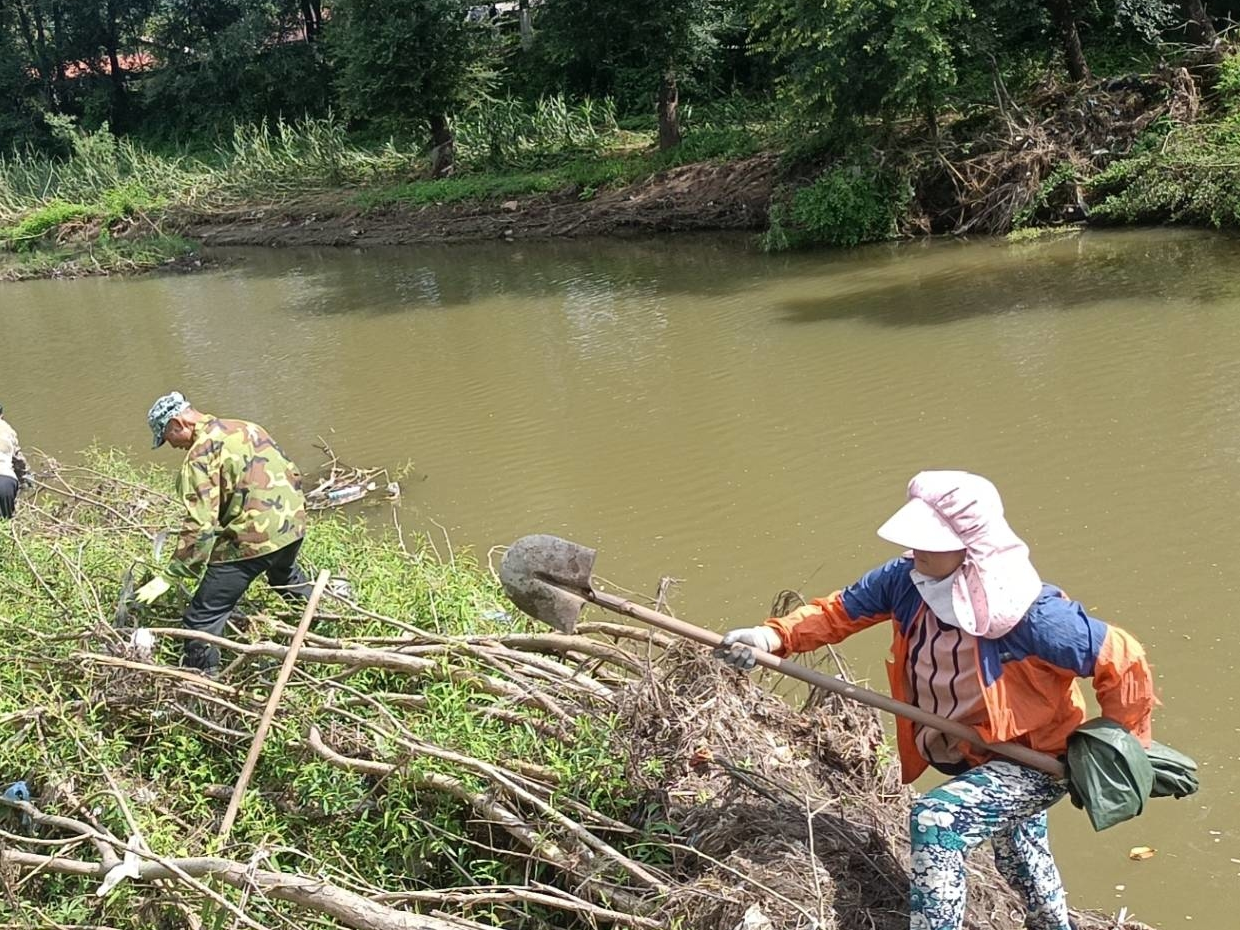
840;557;914;622
1001;586;1107;676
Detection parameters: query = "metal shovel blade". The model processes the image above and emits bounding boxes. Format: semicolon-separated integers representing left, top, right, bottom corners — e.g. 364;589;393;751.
499;534;597;633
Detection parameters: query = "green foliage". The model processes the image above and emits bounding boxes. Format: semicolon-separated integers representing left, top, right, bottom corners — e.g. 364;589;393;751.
356;159;630;211
753;0;969;127
0;118;194;223
142;1;331;142
1110;0;1177;43
0;8;54;153
1012;161;1078;229
356;112;770;213
0;201;92;251
141;41;332;143
0;232;195;281
763;162;907;250
325;0;492;134
1218;52;1240;115
535;0;727;112
666;95;775;163
52;0;162;132
1088;119;1240;228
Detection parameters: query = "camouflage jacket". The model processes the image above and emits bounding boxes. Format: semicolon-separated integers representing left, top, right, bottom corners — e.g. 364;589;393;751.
170;415;306;579
0;417;28;482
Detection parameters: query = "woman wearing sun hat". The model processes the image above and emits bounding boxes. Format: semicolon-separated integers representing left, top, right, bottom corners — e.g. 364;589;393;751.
716;470;1156;930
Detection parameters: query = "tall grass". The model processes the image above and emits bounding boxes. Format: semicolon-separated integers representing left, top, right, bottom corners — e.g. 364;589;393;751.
0;116;422;225
452;94;619;169
205;115;422;203
0;117;196;223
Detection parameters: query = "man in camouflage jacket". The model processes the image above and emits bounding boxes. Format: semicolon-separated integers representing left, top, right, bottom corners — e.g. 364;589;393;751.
144;391;311;674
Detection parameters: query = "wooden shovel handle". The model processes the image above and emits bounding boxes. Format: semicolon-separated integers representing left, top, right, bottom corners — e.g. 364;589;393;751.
589;589;1065;778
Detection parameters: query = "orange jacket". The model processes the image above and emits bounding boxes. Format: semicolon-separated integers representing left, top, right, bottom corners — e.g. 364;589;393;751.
765;557;1156;784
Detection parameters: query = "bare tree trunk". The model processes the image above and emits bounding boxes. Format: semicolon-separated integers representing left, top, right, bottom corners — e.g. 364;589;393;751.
299;0;322;41
105;0;126;129
657;69;681;151
923;95;939;138
1047;0;1090;83
14;0;55;105
1180;0;1217;45
13;1;42;71
518;0;533;50
428;113;455;178
50;0;65;83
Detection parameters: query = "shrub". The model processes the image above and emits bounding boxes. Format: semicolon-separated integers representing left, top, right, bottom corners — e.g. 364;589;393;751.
1089;120;1240;228
763;162;907;250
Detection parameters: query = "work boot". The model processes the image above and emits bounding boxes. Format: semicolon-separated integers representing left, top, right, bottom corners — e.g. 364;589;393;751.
181;641;221;679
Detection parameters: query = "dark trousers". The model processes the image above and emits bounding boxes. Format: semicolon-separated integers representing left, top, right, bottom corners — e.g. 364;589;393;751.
0;476;17;519
181;537;312;671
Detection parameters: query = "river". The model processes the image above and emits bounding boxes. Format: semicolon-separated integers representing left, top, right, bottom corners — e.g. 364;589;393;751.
3;228;1238;925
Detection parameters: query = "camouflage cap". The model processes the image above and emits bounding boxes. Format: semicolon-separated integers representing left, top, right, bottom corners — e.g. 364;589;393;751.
147;391;190;448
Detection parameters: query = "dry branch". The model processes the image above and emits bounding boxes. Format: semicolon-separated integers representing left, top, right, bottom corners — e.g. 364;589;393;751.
0;849;490;930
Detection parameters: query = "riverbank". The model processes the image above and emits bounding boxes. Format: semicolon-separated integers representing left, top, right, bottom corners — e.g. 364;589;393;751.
0;449;1155;930
175;153;777;249
3;54;1238;282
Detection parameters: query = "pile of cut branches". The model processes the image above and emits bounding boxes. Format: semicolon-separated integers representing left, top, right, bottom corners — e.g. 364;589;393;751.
0;452;1154;930
912;66;1201;235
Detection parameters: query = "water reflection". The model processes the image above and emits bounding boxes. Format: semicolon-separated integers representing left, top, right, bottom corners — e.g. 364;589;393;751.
776;229;1233;326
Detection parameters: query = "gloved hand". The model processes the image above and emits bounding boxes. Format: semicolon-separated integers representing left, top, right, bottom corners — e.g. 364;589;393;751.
18;475;34;490
134;575;172;605
712;626;781;672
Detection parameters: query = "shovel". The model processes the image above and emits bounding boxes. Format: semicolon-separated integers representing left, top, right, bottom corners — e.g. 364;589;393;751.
500;534;1064;778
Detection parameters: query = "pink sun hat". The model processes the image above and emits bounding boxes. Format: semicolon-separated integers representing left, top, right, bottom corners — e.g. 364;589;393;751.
878;471;1043;638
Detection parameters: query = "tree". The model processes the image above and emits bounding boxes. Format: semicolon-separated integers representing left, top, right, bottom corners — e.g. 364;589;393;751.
536;0;725;150
298;0;321;40
325;0;488;176
1046;0;1090;81
141;1;330;140
7;0;60;106
0;1;54;150
752;0;969;132
55;0;159;130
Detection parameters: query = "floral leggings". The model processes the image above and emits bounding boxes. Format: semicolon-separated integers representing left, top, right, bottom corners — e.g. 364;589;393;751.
909;760;1071;930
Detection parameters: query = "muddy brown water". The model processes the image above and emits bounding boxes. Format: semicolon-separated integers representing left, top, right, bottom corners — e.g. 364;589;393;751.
3;228;1239;925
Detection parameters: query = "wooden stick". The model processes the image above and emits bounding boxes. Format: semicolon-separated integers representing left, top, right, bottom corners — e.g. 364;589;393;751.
218;569;330;843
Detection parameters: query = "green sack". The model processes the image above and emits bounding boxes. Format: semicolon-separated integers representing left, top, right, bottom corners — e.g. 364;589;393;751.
1147;740;1199;799
1065;718;1154;832
1064;718;1200;832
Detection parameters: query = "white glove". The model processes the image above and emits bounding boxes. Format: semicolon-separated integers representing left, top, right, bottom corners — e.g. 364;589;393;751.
134;576;171;605
713;626;781;672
